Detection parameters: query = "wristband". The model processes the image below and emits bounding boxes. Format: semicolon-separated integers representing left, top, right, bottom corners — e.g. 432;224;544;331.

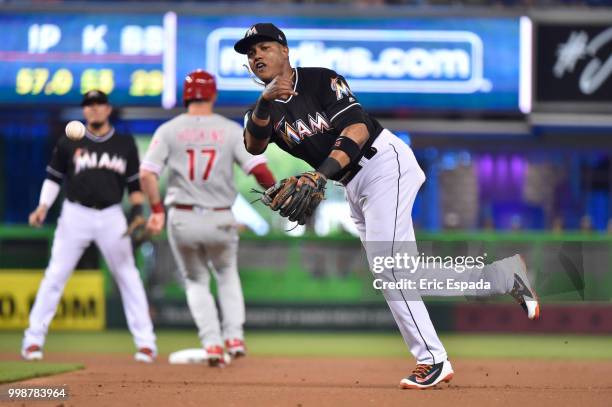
332;136;361;163
246;112;273;140
317;157;343;179
253;95;272;120
151;202;164;214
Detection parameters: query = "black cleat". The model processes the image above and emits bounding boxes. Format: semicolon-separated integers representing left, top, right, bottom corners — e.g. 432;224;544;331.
509;255;541;320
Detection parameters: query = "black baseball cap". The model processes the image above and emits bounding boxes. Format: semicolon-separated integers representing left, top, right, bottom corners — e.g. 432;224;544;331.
81;90;109;106
234;23;288;54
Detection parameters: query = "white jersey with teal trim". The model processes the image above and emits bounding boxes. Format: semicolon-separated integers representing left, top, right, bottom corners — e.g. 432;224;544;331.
141;113;266;208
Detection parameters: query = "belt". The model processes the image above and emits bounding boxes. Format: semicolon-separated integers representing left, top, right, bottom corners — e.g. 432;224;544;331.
337;145;378;186
174;204;231;212
69;199;112;210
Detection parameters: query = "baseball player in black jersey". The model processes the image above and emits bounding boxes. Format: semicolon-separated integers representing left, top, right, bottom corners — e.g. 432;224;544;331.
236;23;541;389
22;90;157;363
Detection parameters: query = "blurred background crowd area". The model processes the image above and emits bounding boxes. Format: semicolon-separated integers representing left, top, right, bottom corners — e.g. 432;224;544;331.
3;0;612;7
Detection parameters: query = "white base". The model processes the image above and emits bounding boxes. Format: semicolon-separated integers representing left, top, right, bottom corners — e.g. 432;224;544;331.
168;348;232;365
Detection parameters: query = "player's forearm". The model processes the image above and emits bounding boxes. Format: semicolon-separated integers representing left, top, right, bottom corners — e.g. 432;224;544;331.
318;123;370;179
38;179;60;210
244;96;274;154
128;191;144;206
139;170;162;206
250;163;276;189
251;95;271;125
244;130;270;155
340;123;370;148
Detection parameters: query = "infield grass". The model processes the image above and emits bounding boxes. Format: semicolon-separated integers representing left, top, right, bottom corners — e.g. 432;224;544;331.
0;361;83;384
0;331;611;360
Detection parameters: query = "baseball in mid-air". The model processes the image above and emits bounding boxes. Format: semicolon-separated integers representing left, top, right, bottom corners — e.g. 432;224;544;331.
65;120;86;141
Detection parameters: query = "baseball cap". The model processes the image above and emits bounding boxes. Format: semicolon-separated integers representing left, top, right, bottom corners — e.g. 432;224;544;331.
234;23;288;54
81;90;109;106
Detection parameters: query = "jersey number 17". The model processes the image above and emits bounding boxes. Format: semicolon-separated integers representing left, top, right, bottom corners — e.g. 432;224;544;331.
186;148;217;181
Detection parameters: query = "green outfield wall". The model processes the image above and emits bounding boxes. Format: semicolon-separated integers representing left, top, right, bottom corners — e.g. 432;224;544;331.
1;227;610;331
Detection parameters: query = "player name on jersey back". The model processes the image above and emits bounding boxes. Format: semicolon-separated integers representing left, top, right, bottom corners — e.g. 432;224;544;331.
143;113;263;208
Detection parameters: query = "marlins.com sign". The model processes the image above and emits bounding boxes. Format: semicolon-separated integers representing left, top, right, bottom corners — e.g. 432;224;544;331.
207;28;488;94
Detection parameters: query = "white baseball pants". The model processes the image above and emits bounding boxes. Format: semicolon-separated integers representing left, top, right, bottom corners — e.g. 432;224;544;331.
23;200;157;353
166;207;244;348
345;130;515;365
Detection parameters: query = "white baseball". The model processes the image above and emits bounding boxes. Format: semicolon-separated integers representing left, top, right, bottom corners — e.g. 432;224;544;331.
65;120;86;140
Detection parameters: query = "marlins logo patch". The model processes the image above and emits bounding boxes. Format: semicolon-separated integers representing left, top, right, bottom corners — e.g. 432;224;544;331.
330;77;354;101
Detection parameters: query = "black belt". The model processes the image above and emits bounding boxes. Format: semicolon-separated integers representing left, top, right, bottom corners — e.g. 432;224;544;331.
69;199;113;210
337;145;378;186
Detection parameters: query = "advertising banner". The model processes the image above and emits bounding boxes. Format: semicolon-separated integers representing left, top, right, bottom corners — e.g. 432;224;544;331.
181;16;522;111
0;270;105;330
0;12;523;112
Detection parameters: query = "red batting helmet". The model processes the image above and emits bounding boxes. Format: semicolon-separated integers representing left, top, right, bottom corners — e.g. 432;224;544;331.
183;70;217;106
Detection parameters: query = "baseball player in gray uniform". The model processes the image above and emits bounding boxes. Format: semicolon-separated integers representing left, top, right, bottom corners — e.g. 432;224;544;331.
140;70;275;366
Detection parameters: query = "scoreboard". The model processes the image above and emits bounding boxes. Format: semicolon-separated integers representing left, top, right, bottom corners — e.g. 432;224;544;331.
0;12;176;107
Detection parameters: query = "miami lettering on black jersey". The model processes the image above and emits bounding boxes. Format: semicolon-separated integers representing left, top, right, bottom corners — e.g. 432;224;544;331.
246;67;383;173
46;129;141;208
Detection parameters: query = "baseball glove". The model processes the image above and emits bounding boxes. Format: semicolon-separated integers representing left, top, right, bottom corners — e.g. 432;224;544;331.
258;171;326;225
124;214;151;249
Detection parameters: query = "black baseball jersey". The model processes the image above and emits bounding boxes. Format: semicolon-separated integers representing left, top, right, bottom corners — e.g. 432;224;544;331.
46;128;141;209
246;67;383;180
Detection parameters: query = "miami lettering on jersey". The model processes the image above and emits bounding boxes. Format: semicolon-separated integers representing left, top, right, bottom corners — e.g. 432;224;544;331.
275;112;332;146
73;148;127;175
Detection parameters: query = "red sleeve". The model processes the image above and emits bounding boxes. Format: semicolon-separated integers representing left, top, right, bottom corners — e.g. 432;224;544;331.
249;163;275;189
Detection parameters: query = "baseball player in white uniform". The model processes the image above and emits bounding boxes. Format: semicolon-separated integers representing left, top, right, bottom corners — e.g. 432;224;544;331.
22;90;157;363
236;23;541;388
140;70;275;367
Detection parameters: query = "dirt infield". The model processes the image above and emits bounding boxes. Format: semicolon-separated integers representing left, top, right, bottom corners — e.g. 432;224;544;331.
3;353;611;407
